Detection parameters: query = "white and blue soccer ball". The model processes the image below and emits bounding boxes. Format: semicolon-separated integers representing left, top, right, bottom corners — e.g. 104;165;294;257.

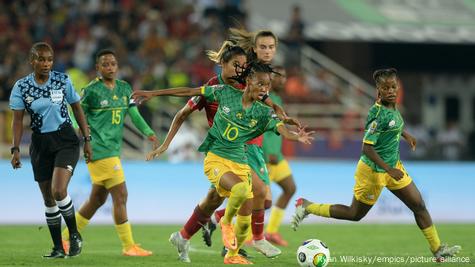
297;239;330;267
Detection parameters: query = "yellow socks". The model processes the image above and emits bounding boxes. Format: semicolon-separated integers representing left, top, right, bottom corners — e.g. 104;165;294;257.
266;206;285;233
306;203;331;218
421;225;441;253
115;222;135;250
227;214;251;257
222;182;248;225
62;212;89;240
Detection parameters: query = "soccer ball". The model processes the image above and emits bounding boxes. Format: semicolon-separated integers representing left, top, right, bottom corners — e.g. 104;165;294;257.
296;239;330;267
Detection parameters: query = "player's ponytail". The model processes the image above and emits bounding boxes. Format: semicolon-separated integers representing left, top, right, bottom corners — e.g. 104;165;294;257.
206;40;246;64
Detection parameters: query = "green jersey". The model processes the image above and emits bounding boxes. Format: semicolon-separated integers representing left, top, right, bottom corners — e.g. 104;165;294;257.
198;84;283;164
81;78;154;161
360;103;404;172
262;93;284;163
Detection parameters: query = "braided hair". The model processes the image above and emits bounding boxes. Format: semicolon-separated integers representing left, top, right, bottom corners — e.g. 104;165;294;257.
232;60;278;85
373;68;398;87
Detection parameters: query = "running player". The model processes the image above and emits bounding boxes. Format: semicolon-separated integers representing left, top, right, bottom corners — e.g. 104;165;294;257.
143;61;314;264
9;42;91;258
208;28;285;257
61;49;158;256
291;68;461;262
132;40;295;261
262;66;294;246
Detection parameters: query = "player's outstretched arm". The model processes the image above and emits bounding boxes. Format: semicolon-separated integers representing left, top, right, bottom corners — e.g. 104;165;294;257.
277;125;315;144
402;130;417;151
132;87;202;104
128;106;159;149
263;96;301;127
362;143;404;180
145;104;194;161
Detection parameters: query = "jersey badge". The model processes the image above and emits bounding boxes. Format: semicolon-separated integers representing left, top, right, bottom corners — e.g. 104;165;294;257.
369;121;377;134
50;90;64;104
249;119;257;128
113;95;118;101
236;112;243;119
100;100;109;107
222;106;230;114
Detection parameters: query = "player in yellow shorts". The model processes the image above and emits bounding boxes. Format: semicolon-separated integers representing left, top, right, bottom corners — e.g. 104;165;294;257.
262;66;295;246
143;61;314;265
62;49;158;256
291;68;461;262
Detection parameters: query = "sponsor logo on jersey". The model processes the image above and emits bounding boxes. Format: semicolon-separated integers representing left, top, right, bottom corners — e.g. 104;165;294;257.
25;96;34;104
249;119;257;128
389;120;396;127
236;112;243;119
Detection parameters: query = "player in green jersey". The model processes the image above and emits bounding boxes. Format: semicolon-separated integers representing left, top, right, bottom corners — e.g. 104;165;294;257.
262;66;295;246
291;68;461;261
62;49;158;256
134;61;314;264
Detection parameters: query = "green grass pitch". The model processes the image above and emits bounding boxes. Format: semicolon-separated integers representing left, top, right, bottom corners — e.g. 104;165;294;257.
0;224;473;266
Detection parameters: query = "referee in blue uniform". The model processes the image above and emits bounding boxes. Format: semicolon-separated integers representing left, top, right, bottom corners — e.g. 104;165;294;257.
9;42;93;259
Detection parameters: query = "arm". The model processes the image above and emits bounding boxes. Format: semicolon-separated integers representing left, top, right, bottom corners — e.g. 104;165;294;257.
146;104;194;161
11;110;24;169
276;124;314;144
132;87;202;104
71;102;93;163
362;143;404;180
263;96;301;127
402;130;416;151
128;106;159;149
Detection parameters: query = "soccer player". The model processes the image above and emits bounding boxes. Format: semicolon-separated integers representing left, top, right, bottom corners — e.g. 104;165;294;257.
291;68;461;261
133;41;295;262
9;42;92;258
208;28;286;257
143;61;314;264
61;49;158;256
262;66;294;246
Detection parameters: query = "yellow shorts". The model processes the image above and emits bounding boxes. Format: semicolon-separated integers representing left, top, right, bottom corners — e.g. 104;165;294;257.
204;152;253;199
268;159;292;183
87;157;125;189
354;160;412;205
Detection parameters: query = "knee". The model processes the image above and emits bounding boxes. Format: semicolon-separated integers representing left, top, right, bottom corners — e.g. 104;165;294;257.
91;194;108;208
264;199;272;209
113;192;128;207
284;183;296;197
43;198;56;207
231;182;249;201
411;201;427;214
51;188;67;201
252;184;266;201
202;192;223;213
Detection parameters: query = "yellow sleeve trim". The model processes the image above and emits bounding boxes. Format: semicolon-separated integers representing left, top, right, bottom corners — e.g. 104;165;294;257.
363;140;374;145
200;86;206;95
276;121;284;128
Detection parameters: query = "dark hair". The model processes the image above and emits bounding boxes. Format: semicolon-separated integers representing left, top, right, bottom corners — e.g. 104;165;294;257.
233;60;276;84
373;68;398;86
29;42;53;61
95;49;116;63
206;40;246;63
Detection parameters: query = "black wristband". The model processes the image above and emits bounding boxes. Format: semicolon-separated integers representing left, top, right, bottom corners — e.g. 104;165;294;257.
83;135;92;142
10;146;19;154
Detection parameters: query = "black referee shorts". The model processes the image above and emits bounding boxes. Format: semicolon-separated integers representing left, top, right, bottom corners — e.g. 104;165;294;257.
29;126;80;182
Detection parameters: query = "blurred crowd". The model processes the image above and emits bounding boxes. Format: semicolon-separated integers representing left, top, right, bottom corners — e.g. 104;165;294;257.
0;0;471;161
